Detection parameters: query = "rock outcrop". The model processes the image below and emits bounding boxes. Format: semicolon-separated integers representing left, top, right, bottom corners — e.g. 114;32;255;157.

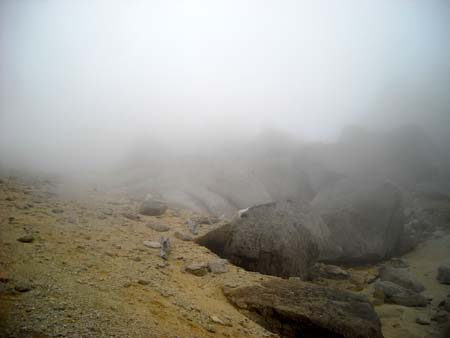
198;179;405;277
224;279;383;338
379;266;425;293
196;200;320;279
374;281;427;307
311;178;404;264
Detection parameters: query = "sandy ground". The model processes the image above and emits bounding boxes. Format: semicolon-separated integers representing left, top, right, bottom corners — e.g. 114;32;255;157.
372;233;450;338
0;175;449;338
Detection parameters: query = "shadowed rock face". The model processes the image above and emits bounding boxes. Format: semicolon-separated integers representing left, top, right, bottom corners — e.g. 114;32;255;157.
379;266;425;292
196;200;320;279
374;281;427;307
197;179;405;277
224;279;383;338
311;178;404;264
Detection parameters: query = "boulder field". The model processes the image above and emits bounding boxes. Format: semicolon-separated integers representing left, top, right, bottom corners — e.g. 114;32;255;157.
197;178;406;278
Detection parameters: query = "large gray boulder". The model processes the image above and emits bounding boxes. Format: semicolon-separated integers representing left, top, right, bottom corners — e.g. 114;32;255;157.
311;178;404;264
196;200;320;279
379;266;425;293
224;279;383;338
197;179;406;277
374;280;427;307
138;197;168;216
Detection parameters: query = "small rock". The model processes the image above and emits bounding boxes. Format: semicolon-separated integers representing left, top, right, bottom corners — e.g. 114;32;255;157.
160;237;171;260
195;215;219;225
186;218;199;235
121;213;140;221
185;263;208;276
17;234;34;243
174;231;194;241
208;259;229;274
437;262;450;284
143;240;161;249
122;282;132;288
203;324;216;333
210;314;224;325
158;289;173;297
224;282;238;289
138;279;151;286
146;222;170;232
157;262;167;268
52;208;64;214
415;315;431;325
314;263;350;280
14;281;33;292
139;197;168;216
210;314;231;326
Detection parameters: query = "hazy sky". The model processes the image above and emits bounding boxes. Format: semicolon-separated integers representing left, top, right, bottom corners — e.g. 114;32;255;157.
1;0;449;172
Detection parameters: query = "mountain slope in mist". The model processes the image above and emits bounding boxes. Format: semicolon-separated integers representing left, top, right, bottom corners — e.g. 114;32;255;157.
115;125;448;217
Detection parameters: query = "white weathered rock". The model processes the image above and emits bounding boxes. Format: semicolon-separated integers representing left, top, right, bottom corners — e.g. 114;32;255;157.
143;240;161;249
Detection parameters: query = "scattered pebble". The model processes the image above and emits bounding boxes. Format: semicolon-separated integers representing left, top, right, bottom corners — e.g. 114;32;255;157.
210;314;232;326
143;240;161;249
138;279;151;286
208;259;229;274
185;263;208;276
160;237;171;260
121;212;140;221
17;234;34;243
174;231;194;241
146;222;170;232
14;281;33;292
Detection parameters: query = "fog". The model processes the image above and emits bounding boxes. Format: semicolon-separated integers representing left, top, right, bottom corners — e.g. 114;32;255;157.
1;0;449;184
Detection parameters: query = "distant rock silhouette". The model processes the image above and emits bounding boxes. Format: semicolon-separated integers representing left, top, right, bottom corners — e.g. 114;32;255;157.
138;197;167;216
